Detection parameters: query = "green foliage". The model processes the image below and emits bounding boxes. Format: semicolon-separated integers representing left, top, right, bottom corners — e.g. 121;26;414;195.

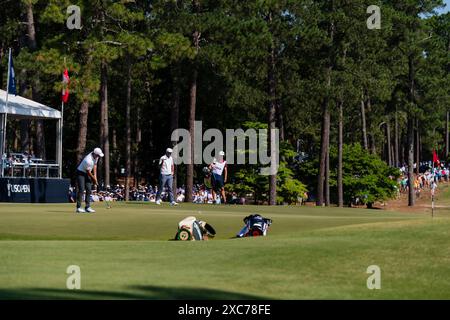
340;144;400;207
299;144;400;207
227;123;307;204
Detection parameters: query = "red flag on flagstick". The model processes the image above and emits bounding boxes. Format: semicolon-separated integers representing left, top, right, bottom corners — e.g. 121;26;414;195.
62;68;70;103
433;149;440;166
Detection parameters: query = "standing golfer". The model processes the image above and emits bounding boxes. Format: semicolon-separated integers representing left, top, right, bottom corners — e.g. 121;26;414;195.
156;148;177;206
209;151;227;204
76;147;104;213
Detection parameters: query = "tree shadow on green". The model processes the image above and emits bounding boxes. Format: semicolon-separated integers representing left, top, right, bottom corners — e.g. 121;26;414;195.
0;285;268;300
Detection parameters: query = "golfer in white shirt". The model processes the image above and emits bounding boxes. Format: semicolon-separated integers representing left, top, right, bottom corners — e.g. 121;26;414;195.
156;148;177;206
76;147;104;213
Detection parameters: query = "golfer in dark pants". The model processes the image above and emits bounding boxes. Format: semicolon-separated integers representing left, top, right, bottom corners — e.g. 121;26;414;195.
76;148;104;213
156;148;177;206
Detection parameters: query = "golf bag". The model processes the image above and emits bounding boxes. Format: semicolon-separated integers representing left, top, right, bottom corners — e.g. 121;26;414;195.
202;166;221;204
236;214;272;237
175;216;216;241
202;166;213;189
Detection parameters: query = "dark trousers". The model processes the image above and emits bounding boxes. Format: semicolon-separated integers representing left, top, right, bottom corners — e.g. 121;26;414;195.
76;170;92;209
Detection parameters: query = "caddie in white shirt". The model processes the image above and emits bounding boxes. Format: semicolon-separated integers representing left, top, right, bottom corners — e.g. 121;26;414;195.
156;148;177;206
209;151;227;204
76;147;104;213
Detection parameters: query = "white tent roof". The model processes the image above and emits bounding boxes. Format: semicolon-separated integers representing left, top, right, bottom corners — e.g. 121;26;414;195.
0;89;61;119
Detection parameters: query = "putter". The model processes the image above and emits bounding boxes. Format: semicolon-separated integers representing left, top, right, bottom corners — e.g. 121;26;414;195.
96;185;111;209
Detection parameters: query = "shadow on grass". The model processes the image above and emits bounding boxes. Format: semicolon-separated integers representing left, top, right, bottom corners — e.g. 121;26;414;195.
0;285;267;300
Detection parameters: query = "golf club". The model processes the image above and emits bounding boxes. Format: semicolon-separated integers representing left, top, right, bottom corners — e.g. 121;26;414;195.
105;198;112;209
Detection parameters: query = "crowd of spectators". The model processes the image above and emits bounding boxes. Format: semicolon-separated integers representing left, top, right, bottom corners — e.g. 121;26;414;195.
69;183;246;204
398;161;447;198
1;151;42;176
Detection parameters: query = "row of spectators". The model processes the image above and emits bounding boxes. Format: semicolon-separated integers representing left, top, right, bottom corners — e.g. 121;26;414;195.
70;161;448;205
69;183;247;204
2;151;40;163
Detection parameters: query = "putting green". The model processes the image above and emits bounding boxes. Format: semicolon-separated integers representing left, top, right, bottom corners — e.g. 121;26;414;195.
0;201;449;299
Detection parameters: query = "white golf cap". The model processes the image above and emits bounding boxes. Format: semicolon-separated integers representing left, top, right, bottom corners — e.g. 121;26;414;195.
166;148;173;153
93;147;104;157
219;151;225;156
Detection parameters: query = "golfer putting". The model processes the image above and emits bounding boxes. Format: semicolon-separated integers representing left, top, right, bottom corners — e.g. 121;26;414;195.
156;148;177;206
75;147;104;213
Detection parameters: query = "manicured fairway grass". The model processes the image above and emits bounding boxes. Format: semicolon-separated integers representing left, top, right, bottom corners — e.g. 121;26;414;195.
0;200;449;299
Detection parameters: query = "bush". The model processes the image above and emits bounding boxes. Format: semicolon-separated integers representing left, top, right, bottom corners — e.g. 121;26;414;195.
297;143;400;207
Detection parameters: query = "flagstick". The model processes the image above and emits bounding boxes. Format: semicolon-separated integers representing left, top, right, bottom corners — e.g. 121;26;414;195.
432;193;434;218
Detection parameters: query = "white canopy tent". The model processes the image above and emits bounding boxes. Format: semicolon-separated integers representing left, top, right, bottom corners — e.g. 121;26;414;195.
0;89;63;178
0;89;61;119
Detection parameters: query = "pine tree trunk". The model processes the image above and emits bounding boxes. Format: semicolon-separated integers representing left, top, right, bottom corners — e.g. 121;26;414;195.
13;125;19;151
112;128;118;179
337;100;344;207
100;60;110;187
20;1;37;156
365;96;376;155
30;122;35;154
394;109;399;167
186;67;197;203
325;143;330;206
170;74;180;196
20;120;29;153
391;144;395;168
35;120;46;159
400;139;405;166
0;49;3;88
76;97;89;163
370;134;376;155
386;117;392;166
407;54;415;207
76;51;93;164
25;2;37;50
317;94;330;206
125;60;132;201
407;116;415;206
361;93;368;151
186;0;200;203
267;10;277;206
446;110;449;158
317;12;334;206
30;82;46;159
133;102;141;187
277;100;285;142
26;1;45;159
416;118;420;174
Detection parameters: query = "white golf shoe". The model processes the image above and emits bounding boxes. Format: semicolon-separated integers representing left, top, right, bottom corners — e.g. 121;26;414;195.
156;200;161;205
170;202;178;206
76;208;86;213
85;207;96;213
